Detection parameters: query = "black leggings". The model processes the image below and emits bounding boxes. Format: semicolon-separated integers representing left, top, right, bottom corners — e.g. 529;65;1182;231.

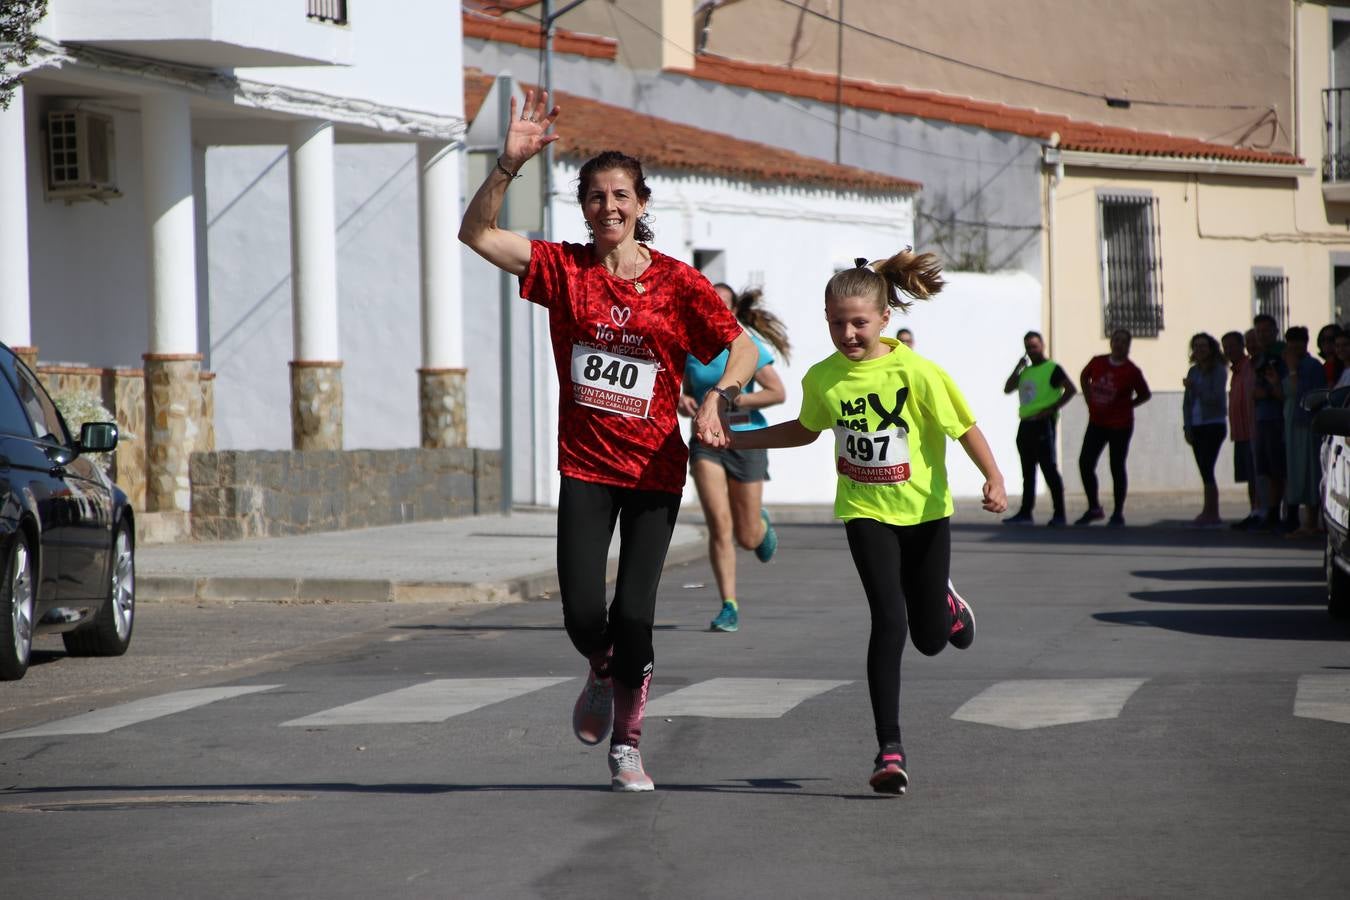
557;476;680;689
1189;423;1227;487
1015;418;1065;518
844;516;952;747
1079;423;1134;515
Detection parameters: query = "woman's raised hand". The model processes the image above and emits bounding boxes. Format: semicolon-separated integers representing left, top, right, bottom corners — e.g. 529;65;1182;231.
502;90;560;170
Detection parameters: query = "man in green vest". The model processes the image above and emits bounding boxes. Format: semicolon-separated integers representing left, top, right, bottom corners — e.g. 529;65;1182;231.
1002;330;1077;526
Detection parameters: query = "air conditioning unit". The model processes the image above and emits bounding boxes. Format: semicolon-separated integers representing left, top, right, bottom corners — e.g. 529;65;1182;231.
45;109;121;201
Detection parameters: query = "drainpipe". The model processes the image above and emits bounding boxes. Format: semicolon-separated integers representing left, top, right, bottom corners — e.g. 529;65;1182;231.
1042;132;1063;356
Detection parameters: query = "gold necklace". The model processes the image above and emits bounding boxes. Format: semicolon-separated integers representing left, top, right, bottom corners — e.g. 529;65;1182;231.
612;252;648;294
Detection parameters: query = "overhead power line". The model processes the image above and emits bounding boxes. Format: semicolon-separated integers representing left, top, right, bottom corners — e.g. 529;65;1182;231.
773;0;1269;113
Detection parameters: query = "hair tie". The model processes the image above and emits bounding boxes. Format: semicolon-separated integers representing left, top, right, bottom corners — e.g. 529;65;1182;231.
854;257;869;269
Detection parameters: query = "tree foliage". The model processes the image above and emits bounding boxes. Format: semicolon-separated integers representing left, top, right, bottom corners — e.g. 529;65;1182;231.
0;0;49;111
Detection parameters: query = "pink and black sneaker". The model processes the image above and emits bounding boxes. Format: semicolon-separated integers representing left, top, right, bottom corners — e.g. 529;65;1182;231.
869;743;909;795
947;579;976;650
572;654;614;746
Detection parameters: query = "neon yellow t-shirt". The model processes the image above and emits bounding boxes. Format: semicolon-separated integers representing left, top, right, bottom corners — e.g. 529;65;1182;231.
798;338;977;526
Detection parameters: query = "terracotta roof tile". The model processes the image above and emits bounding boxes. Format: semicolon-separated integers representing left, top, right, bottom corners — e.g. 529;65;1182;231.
674;56;1303;167
463;69;920;193
465;70;495;124
462;0;540;14
462;11;617;60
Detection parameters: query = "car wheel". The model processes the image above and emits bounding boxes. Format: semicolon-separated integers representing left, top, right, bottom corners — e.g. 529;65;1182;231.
1327;533;1350;621
0;532;35;681
63;520;135;657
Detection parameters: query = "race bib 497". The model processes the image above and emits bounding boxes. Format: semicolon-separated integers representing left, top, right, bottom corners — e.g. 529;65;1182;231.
833;425;911;484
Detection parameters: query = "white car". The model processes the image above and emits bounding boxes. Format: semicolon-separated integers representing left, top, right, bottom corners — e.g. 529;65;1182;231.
1314;388;1350;620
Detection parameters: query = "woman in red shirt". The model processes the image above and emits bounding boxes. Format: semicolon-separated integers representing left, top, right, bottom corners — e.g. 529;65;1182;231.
1075;328;1151;526
459;91;757;792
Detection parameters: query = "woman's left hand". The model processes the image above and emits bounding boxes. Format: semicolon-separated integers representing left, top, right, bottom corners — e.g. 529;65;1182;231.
694;392;732;448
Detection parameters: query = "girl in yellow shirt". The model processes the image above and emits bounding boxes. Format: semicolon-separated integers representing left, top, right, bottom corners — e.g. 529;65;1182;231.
731;249;1007;795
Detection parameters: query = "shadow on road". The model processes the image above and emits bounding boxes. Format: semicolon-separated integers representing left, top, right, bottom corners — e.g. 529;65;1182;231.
1131;566;1319;583
778;521;1324;552
1128;585;1324;606
0;778;883;803
1094;608;1350;641
391;623;679;633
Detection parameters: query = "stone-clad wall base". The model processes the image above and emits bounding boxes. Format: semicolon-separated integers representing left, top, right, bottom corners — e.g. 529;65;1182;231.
189;448;502;540
290;361;343;451
112;370;147;510
34;363;160;512
415;367;469;447
145;355;203;513
419;368;467;449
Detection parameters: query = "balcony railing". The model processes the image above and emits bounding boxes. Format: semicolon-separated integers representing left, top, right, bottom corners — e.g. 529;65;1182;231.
1324;88;1350;181
307;0;348;25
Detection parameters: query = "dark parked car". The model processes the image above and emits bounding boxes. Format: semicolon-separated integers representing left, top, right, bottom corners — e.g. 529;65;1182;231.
0;342;135;680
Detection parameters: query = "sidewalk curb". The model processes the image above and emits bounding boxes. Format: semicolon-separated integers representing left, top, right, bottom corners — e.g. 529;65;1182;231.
138;530;710;606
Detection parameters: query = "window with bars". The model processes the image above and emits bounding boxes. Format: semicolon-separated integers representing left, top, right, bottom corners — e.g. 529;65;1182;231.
1252;270;1290;330
307;0;347;24
1097;192;1164;337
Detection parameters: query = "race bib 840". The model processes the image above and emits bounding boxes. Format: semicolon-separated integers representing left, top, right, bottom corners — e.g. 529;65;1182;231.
570;345;658;418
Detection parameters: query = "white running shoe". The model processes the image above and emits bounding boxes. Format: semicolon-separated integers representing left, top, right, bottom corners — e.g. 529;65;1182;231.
608;744;654;792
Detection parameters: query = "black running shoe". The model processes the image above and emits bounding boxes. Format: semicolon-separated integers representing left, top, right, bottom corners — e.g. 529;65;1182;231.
869;743;909;795
946;580;976;650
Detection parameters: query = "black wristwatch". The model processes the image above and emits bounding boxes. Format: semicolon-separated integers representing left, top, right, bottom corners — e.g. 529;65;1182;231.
706;386;739;408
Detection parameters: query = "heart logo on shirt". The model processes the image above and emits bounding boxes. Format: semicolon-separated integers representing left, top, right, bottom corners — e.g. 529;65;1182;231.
610;306;631;328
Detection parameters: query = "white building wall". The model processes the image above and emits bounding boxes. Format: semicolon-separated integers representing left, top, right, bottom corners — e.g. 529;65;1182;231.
240;1;462;118
26;102;153;367
206;143;422;450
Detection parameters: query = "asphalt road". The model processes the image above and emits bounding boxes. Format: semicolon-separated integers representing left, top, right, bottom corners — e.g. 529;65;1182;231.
2;520;1348;899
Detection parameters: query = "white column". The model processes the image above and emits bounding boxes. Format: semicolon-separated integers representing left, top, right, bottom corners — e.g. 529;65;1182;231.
288;120;340;361
141;91;198;354
417;141;463;369
0;85;33;349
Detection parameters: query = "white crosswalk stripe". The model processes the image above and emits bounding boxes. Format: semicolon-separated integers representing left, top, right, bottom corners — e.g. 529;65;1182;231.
644;677;851;718
1294;674;1350;725
13;674;1342;739
280;677;571;727
951;678;1147;730
0;685;281;739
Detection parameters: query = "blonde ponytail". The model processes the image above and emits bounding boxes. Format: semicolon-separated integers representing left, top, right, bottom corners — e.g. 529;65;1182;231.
825;248;945;313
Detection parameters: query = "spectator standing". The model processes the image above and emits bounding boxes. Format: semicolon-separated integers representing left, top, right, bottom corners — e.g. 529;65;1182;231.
1335;330;1350;388
1183;333;1228;526
895;327;915;348
1317;324;1344;388
1074;328;1151;527
1002;332;1077;526
1276;326;1326;538
1222;330;1261;530
1250;314;1288;529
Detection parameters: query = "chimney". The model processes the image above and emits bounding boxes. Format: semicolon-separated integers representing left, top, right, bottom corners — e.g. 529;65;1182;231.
661;0;695;70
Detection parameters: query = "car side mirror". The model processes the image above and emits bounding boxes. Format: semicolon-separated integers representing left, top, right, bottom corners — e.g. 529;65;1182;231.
1303;388;1331;413
1313;407;1350;436
77;422;119;453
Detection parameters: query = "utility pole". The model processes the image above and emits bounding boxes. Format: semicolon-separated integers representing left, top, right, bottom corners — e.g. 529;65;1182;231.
540;0;589;239
834;0;845;165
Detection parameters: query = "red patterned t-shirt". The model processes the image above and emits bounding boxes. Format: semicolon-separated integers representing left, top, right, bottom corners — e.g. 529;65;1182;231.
520;240;742;494
1081;354;1149;429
